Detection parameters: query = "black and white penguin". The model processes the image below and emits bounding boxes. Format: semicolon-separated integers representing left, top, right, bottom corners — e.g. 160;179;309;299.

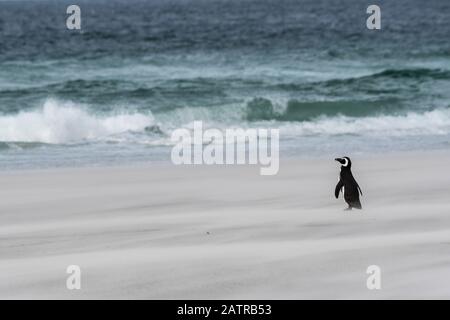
334;157;363;210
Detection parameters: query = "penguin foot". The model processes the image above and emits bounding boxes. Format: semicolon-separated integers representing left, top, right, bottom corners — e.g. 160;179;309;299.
344;207;352;211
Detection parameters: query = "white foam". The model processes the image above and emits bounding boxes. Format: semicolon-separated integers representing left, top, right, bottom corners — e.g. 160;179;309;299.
0;99;155;144
1;99;450;146
279;109;450;137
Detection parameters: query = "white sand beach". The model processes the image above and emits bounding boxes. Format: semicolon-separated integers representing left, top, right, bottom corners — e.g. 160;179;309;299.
1;151;450;299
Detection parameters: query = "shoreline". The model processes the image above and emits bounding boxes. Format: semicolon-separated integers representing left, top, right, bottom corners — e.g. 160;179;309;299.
1;147;450;174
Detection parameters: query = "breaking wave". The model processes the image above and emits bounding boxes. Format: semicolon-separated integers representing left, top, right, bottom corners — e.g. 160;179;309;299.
1;98;450;147
245;97;404;121
0;99;156;144
279;108;450;137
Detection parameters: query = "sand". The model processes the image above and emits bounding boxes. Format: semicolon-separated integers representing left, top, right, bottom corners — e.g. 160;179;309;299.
1;151;450;299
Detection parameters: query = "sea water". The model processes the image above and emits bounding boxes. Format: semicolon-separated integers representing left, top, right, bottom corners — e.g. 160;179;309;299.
0;0;449;169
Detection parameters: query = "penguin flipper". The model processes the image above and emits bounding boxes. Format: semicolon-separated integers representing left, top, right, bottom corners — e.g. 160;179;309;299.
335;180;343;199
356;182;363;196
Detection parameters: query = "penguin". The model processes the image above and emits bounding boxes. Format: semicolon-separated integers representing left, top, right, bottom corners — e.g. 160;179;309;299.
334;157;363;210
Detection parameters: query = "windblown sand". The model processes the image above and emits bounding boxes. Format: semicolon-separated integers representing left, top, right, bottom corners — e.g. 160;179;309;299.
1;151;450;299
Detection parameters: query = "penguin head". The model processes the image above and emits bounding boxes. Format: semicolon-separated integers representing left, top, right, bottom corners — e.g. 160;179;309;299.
335;156;351;168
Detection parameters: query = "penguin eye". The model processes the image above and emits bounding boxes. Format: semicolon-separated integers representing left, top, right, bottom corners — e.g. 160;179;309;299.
342;158;349;167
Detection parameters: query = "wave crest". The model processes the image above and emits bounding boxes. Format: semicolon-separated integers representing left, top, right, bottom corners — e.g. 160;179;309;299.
280;109;450;137
0;99;155;144
245;97;401;121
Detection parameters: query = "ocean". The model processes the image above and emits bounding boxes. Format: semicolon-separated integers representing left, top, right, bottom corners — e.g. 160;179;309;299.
0;0;449;169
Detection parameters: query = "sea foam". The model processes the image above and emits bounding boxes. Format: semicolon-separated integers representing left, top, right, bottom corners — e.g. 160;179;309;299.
279;108;450;137
1;99;450;145
0;99;155;144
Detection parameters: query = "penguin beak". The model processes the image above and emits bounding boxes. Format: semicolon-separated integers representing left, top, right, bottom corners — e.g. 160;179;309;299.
335;158;344;164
